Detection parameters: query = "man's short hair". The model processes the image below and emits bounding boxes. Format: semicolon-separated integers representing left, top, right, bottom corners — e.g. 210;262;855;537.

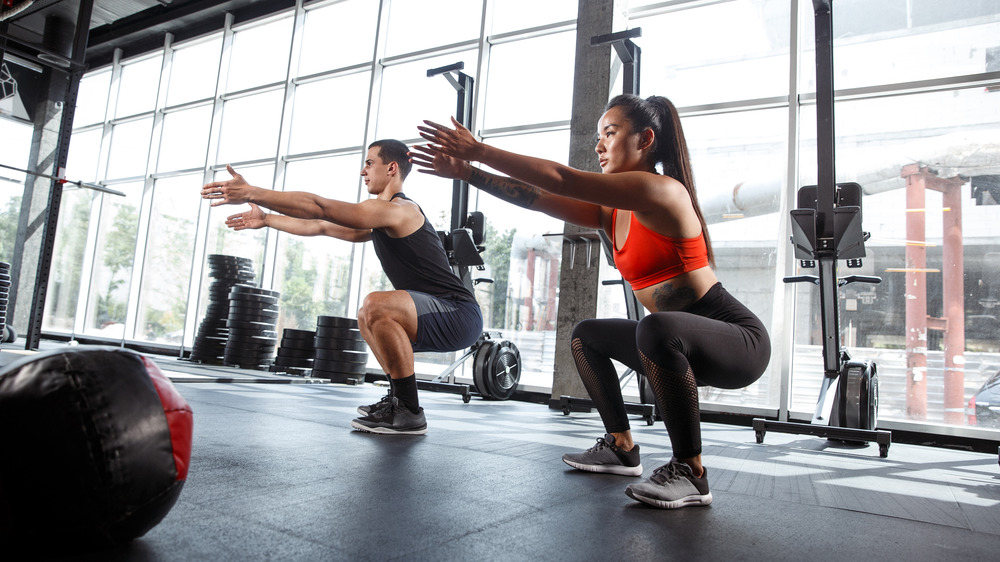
369;139;412;181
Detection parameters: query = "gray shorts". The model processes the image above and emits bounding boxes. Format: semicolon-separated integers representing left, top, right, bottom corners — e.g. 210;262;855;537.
407;291;483;353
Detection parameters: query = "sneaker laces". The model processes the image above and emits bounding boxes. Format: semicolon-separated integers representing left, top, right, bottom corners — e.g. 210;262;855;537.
585;434;617;453
649;460;691;485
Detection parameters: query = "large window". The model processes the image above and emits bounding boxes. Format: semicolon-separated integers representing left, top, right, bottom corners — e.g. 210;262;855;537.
46;0;1000;439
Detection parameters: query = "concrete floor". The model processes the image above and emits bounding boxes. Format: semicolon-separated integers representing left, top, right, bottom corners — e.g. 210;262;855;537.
3;345;1000;560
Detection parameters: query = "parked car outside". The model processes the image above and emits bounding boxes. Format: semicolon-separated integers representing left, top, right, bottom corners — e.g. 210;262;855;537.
968;368;1000;429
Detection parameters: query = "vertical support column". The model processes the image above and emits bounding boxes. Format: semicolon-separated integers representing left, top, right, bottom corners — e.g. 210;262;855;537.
902;163;927;420
549;0;628;406
941;180;965;425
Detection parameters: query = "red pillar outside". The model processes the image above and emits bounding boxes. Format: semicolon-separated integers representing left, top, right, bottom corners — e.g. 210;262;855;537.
902;164;928;420
941;181;966;425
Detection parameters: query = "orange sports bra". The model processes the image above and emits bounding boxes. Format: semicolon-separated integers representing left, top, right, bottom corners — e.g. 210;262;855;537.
611;209;710;291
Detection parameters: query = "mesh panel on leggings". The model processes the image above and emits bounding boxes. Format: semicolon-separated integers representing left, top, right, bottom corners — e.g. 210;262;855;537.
571;337;631;433
640;351;701;459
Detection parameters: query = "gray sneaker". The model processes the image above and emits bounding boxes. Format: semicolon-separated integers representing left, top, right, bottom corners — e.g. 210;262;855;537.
357;390;391;416
562;434;643;476
351;397;427;435
625;459;713;509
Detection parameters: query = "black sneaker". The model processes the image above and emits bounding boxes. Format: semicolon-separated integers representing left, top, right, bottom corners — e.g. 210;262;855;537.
357;390;391;416
351;397;427;435
562;434;643;476
625;459;712;509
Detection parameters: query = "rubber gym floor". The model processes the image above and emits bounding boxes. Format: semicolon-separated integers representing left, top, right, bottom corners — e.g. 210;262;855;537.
2;343;999;561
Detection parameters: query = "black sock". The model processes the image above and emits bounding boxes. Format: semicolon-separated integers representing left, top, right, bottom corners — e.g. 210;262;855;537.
392;374;420;413
386;375;395;396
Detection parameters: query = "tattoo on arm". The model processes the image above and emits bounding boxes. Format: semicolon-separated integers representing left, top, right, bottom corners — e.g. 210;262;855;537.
468;168;540;209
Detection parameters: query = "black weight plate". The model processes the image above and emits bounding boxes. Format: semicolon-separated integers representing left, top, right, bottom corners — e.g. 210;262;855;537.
278;338;316;351
272;356;315;369
316;316;358;329
311;359;367;374
227;312;279;324
282;329;316;339
0;272;10;280
313;336;367;352
231;286;280;298
314;348;368;363
276;346;315;359
315;326;362;341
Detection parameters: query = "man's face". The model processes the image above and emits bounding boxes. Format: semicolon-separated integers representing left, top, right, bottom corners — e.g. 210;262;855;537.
361;147;393;195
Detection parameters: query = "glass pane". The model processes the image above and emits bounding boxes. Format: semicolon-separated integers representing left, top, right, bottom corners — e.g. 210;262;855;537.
298;0;380;76
42;188;95;333
472;130;570;389
684;107;787;410
490;0;577;34
106;117;153;179
635;0;791;107
482;31;575;129
115;54;163;118
158;105;213;172
792;87;1000;433
272;155;363;330
288;72;370;155
226;17;294;93
384;0;482;56
135;174;200;344
83;182;143;339
0;118;33;170
167;36;223;106
216;90;284;165
197;164;272;325
65;128;102;184
72;69;111;127
799;0;1000;92
375;51;477;143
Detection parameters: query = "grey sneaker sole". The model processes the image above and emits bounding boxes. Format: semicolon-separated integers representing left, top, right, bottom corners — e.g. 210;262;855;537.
562;457;643;476
350;419;428;435
625;487;713;509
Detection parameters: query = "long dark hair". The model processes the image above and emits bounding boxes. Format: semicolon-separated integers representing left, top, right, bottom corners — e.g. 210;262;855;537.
604;94;714;266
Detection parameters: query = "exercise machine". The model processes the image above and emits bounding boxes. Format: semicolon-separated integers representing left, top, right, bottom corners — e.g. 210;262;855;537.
557;28;656;425
412;63;521;402
752;1;891;457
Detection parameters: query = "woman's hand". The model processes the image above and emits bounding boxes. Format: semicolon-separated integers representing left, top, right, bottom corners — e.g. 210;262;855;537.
200;164;257;207
417;117;485;162
225;203;267;231
409;144;473;181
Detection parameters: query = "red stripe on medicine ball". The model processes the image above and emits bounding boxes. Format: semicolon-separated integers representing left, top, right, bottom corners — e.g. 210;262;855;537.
140;356;193;481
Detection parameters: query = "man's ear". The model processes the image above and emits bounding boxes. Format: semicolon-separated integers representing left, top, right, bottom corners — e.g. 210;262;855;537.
387;160;399;176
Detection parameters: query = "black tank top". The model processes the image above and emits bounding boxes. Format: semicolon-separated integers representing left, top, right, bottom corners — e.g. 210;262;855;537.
370;193;476;303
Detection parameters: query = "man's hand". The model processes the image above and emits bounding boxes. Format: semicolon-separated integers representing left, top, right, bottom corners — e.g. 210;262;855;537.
225;203;267;231
409;145;473;181
416;117;485;162
200;164;256;207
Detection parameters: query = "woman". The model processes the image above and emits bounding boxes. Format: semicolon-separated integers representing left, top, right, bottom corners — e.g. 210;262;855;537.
411;94;770;509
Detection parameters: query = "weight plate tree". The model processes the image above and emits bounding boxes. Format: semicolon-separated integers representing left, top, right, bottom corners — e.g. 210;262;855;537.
472;338;520;400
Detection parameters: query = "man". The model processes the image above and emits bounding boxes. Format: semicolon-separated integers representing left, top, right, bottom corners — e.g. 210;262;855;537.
201;139;483;435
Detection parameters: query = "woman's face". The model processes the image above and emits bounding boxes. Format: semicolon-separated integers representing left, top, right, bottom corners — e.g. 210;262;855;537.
594;105;650;174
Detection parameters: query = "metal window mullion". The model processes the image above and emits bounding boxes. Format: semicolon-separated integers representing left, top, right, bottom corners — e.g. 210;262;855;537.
124;35;174;344
347;0;392;318
262;0;306;291
73;48;123;335
774;0;801;423
184;12;234;350
468;0;494;220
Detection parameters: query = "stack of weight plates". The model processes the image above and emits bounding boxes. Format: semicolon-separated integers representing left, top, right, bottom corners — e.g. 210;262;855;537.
270;328;316;376
223;285;280;370
312;316;368;383
189;254;256;364
0;261;10;342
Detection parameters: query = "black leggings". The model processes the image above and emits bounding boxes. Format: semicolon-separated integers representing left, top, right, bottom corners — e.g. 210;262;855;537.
571;283;770;459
